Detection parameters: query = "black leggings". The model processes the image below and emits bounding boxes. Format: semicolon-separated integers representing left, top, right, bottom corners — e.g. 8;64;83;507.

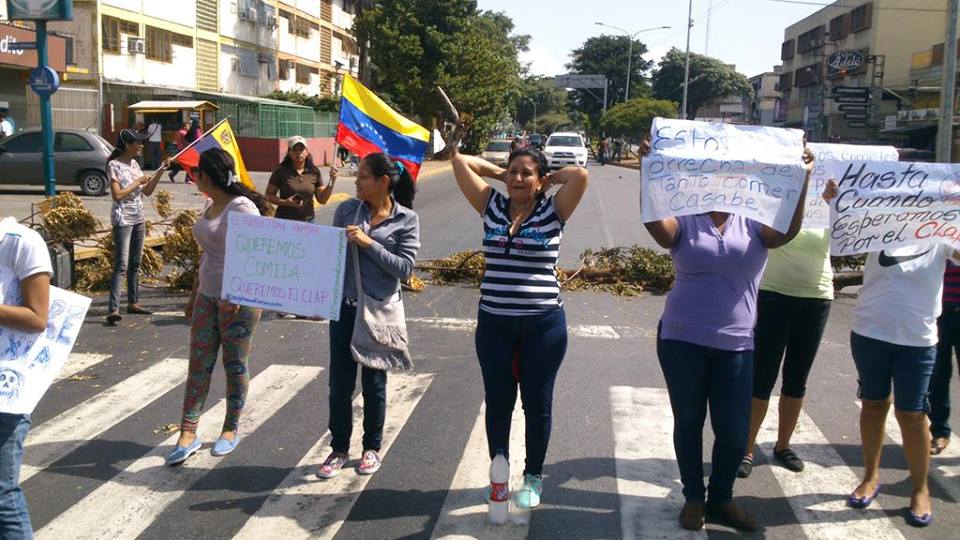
752;290;831;401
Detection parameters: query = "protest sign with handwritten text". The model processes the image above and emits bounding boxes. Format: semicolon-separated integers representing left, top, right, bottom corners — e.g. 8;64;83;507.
222;213;348;320
803;143;898;229
641;118;806;233
826;160;960;255
0;287;91;414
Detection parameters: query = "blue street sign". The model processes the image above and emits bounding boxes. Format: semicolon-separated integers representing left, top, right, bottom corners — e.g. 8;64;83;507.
29;65;59;97
6;0;74;21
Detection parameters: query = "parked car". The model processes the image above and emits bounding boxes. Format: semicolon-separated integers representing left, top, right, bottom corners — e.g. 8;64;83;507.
527;133;545;150
542;132;588;169
0;128;114;196
481;139;512;166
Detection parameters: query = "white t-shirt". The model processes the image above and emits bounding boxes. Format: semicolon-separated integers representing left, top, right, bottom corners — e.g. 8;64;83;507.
147;123;162;143
0;217;53;308
854;243;951;347
0;119;13;138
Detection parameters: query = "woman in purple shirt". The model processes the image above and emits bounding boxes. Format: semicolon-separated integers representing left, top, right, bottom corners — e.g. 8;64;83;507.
641;141;814;531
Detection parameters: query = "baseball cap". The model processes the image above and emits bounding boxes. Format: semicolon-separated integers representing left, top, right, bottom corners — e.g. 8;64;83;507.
119;128;149;145
288;135;307;149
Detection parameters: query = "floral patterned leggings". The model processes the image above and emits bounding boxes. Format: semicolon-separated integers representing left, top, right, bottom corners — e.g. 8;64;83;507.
180;294;261;434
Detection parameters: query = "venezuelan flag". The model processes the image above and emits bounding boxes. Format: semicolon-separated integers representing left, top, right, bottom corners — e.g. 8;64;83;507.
336;76;430;179
175;120;254;190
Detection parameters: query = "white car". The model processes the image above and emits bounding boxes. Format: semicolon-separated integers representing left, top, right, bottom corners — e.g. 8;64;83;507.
542;132;588;169
480;139;512;166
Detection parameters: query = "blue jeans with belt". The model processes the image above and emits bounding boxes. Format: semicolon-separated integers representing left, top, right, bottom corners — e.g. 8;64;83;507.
327;303;387;453
108;222;146;313
657;329;753;504
0;413;32;539
475;307;567;476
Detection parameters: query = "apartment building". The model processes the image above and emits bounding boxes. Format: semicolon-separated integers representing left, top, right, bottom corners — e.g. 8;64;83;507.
778;0;941;142
748;67;781;126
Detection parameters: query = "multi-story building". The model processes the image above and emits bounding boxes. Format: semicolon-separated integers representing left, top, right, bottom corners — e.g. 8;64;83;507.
748;67;780;126
778;0;941;142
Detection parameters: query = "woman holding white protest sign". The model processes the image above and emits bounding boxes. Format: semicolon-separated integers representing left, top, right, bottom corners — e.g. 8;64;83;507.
166;148;270;466
640;138;814;531
823;179;953;527
317;152;419;479
450;147;588;510
0;215;52;538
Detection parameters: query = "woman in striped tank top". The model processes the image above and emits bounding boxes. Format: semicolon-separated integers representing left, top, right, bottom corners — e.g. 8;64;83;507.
452;147;588;510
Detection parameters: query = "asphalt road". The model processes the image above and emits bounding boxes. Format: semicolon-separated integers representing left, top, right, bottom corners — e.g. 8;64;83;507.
13;160;960;539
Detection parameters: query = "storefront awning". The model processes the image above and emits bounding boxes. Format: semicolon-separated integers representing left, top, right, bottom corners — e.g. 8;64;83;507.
128;100;220;113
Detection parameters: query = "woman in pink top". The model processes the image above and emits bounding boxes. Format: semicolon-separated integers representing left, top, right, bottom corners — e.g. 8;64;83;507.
166;148;270;466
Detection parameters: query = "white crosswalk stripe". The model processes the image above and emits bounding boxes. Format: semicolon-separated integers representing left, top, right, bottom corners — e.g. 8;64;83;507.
431;403;529;539
757;397;905;540
234;372;433;539
36;364;322;540
57;353;112;381
610;387;703;540
21;356;187;483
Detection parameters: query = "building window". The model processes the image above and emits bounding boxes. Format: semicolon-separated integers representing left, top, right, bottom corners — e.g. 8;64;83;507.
146;27;192;63
829;14;849;41
851;2;873;32
295;63;318;84
779;71;793;92
796;26;824;54
279;58;292;79
102;16;139;54
62;35;76;65
780;39;794;61
794;63;822;87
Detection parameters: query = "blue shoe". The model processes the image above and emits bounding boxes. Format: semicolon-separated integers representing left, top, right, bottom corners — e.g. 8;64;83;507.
847;485;880;509
165;439;201;466
906;510;933;527
211;433;241;457
513;474;543;509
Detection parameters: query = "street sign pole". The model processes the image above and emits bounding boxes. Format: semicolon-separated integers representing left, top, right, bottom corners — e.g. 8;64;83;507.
36;20;55;196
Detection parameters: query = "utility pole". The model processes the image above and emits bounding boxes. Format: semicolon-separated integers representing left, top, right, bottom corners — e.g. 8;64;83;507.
705;0;713;56
681;0;693;119
625;38;634;102
938;0;959;163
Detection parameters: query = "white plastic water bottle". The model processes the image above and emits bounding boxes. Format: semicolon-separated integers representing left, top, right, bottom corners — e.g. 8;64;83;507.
488;453;509;524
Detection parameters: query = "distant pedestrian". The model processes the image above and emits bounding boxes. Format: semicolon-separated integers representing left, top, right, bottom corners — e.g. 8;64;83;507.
316;153;420;479
105;129;171;324
510;137;521;153
0;213;52;539
166;148;270;466
929;262;960;456
186;118;202;143
823;179;949;528
640;139;813;532
168;122;189;182
597;139;607;165
451;147;589;510
146;121;163;169
612;137;624;162
0;107;13;138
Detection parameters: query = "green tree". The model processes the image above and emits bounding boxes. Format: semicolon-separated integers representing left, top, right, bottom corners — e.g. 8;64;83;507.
516;76;568;133
566;35;654;127
264;90;339;112
353;1;526;153
600;97;677;139
651;48;752;120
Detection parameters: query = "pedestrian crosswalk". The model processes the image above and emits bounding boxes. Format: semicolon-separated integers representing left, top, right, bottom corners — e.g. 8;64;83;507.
22;349;960;539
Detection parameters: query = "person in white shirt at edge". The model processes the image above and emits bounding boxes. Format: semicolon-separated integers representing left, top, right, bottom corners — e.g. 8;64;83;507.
824;179;957;528
105;129;171;324
146;121;163;170
0;108;13;138
0;216;52;539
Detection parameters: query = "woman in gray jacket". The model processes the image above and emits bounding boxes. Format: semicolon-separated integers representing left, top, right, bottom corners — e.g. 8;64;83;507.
317;152;420;479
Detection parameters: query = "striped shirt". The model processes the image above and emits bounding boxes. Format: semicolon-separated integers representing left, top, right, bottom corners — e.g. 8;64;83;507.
944;260;960;306
480;190;564;316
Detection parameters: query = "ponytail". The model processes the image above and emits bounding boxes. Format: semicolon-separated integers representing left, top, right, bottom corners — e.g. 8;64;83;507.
198;148;271;215
362;152;416;209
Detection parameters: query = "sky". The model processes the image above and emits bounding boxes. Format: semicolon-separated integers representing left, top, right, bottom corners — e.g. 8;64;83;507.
476;0;826;78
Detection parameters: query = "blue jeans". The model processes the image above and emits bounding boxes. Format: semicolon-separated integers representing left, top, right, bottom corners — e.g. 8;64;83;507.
475;307;567;476
108;222;146;313
930;307;960;438
850;332;936;413
657;329;753;503
0;414;32;539
328;303;387;453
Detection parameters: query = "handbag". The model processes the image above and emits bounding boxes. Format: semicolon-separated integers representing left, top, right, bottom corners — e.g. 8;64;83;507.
348;204;414;371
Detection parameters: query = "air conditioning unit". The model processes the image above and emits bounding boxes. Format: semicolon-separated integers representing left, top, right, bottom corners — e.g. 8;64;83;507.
127;37;145;55
257;52;271;63
239;6;257;22
265;14;278;28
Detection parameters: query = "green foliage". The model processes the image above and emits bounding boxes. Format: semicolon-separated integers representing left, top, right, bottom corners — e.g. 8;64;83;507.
265;90;339;112
516;76;569;130
600;98;677;139
566;35;654;129
651;48;752;119
354;1;525;153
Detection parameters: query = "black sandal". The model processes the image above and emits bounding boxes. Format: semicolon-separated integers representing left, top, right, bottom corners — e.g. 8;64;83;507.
773;447;805;472
737;455;754;478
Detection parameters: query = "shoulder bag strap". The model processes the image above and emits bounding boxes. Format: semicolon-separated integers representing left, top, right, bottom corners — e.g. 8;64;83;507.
351;201;364;306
